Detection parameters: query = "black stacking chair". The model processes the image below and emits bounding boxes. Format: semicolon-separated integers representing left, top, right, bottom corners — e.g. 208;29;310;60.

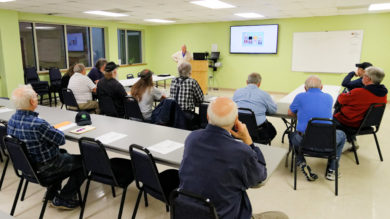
98;96;119;117
129;144;180;219
124;97;145;121
48;67;62;106
238;108;269;144
170;188;219;219
346;103;386;165
24;67;51;106
0;120;9;190
4;136;81;219
126;74;134;79
62;88;80;111
292;118;339;195
199;102;209;129
78;137;134;219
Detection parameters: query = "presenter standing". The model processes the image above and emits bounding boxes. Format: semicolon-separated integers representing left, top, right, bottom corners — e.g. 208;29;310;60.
172;44;193;66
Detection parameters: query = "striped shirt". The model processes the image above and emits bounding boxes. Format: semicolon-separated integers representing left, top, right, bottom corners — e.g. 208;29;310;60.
7;110;65;164
68;72;96;103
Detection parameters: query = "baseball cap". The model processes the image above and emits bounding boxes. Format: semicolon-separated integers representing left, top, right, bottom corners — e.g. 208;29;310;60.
75;111;92;126
355;62;372;70
104;62;119;72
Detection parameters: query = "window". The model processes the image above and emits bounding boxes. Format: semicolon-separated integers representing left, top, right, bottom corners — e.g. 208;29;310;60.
18;22;105;71
19;22;36;69
118;29;142;65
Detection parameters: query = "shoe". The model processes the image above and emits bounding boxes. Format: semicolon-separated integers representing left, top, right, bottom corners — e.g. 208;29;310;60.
299;163;318;181
348;140;360;152
42;190;58;203
50;196;79;210
326;169;341;181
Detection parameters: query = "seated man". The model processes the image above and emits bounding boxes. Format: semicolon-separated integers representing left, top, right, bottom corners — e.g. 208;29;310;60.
170;62;204;127
233;73;277;144
7;85;85;209
341;62;372;91
68;63;100;113
288;76;346;181
179;97;288;219
334;66;387;147
97;62;128;117
88;58;107;84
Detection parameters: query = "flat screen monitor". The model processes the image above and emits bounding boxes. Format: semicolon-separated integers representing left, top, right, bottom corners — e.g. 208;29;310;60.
230;24;279;54
193;52;207;60
67;33;84;52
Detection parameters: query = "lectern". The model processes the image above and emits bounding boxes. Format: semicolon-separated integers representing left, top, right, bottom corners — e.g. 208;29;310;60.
189;60;208;94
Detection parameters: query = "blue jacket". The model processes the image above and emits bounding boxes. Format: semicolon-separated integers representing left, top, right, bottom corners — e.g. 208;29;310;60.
179;124;267;219
341;71;363;91
151;99;187;129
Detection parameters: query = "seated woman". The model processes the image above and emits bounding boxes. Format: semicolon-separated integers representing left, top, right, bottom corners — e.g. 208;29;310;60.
131;69;165;120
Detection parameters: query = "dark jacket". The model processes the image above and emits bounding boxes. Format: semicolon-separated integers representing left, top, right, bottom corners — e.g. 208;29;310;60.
151;99;187;129
97;77;128;117
88;67;104;83
341;71;363;91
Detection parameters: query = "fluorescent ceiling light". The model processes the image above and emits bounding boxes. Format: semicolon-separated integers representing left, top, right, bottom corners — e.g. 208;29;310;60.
144;19;176;23
84;11;128;17
26;26;56;30
190;0;235;9
0;0;16;2
235;13;264;18
369;3;390;11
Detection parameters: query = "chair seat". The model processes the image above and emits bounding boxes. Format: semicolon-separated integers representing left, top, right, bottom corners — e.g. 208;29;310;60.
91;158;134;187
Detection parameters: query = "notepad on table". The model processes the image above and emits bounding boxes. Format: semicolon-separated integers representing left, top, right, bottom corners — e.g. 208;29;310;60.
54;121;77;131
96;132;127;144
70;125;96;134
148;140;184;155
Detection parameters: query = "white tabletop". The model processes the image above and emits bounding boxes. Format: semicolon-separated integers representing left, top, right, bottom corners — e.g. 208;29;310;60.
119;75;175;87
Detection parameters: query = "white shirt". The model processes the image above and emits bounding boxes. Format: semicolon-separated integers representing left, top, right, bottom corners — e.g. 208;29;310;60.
172;50;193;66
138;87;163;119
68;72;96;104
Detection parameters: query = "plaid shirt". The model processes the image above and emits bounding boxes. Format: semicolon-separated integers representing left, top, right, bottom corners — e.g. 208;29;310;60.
7;110;65;164
170;77;204;111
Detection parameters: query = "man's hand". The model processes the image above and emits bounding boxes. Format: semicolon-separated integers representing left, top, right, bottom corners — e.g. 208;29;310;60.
230;119;253;146
94;80;99;84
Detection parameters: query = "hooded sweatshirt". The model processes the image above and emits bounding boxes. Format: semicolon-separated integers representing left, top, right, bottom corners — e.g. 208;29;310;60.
334;84;387;127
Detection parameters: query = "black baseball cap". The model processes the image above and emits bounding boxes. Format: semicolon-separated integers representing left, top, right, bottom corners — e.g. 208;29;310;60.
75;111;92;126
355;62;372;70
104;62;119;72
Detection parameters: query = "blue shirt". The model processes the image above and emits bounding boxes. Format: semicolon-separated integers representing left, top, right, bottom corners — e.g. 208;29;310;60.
289;88;333;133
87;67;104;83
179;124;267;219
7;110;65;163
341;71;363;91
233;84;277;125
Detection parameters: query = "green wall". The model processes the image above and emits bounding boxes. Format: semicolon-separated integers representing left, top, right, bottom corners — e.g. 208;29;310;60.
148;13;390;93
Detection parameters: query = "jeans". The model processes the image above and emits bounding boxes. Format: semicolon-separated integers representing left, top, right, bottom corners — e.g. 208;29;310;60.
36;151;85;200
290;130;346;170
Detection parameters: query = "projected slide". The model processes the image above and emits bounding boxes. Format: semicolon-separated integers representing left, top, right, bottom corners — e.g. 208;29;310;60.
67;33;84;52
230;25;278;54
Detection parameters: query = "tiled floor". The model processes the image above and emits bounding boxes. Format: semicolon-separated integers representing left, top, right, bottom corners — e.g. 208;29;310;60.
0;89;389;219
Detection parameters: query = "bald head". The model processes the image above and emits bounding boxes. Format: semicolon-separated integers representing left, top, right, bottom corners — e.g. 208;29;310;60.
305;75;322;90
207;97;238;129
181;45;187;53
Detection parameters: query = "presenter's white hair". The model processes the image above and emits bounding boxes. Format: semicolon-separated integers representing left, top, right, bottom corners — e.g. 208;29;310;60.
207;99;238;128
305;75;322;89
11;84;36;109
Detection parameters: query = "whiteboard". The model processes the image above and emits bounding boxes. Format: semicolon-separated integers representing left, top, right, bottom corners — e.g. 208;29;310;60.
292;30;363;73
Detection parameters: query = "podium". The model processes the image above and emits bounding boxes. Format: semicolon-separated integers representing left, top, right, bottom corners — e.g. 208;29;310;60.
190;60;208;94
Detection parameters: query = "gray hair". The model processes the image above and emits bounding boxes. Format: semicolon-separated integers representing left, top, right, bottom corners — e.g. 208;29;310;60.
11;84;36;109
95;58;107;69
247;73;262;84
207;99;238;128
365;66;385;84
178;62;192;77
73;63;85;73
305;75;322;89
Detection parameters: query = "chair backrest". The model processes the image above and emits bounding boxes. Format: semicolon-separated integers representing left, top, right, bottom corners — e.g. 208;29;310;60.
62;88;80;110
24;67;39;83
3;136;40;183
358;103;386;133
49;67;62;82
78;137;119;185
126;74;134;79
170;188;219;219
129;144;167;202
301;118;336;155
237;108;260;140
0;97;9;100
0;120;8;155
124;97;144;121
199;102;209;129
98;95;118;117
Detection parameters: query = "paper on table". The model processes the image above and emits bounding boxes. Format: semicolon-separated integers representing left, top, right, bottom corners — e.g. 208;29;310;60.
95;132;127;145
0;108;13;114
58;123;77;131
148;140;184;155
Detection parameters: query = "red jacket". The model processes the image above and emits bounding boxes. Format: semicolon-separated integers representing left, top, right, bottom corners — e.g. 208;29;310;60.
334;85;387;128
